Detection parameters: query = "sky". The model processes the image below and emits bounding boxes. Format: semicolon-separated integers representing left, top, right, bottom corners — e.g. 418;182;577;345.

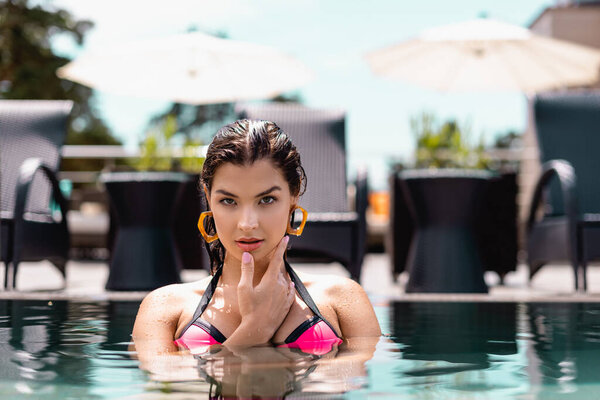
49;0;553;189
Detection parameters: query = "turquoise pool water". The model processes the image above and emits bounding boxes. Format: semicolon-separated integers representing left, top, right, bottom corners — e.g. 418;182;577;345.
0;300;599;399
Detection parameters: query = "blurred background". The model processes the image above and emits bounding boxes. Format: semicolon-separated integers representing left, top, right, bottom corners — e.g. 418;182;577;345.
3;0;599;263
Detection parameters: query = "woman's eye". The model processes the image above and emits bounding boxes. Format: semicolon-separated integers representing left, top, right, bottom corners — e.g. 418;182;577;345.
260;196;276;205
220;198;236;206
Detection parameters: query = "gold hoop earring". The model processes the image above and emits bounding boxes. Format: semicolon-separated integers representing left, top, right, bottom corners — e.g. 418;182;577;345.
198;211;219;243
287;206;308;236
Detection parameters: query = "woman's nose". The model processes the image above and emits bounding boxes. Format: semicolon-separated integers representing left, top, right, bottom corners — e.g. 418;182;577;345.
237;207;259;231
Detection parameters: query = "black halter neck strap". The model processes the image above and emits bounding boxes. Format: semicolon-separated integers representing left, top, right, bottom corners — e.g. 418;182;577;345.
185;266;223;332
283;260;327;321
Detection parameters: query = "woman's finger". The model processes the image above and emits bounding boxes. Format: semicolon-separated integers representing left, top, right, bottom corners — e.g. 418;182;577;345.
239;252;254;290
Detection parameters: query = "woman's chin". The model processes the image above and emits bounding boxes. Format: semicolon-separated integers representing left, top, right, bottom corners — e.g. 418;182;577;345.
224;243;278;267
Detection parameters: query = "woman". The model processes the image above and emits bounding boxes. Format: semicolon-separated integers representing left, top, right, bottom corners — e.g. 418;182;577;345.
132;119;380;356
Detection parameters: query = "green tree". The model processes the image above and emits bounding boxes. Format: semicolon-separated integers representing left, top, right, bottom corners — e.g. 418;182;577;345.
147;102;235;145
139;92;303;173
0;0;122;173
411;112;488;169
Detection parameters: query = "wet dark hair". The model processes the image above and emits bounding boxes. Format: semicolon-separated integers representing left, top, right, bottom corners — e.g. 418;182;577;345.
200;119;306;273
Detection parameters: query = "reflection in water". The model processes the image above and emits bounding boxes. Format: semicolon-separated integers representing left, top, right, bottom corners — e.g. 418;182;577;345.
0;300;101;398
136;338;378;399
1;300;600;399
0;300;144;399
526;302;600;397
392;302;518;368
387;302;522;397
195;345;335;398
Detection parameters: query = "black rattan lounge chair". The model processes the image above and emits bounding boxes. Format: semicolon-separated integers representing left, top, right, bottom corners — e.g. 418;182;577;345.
527;91;600;291
0;100;73;289
237;103;368;281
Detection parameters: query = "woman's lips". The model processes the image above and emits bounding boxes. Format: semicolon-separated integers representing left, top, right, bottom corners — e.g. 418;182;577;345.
235;240;264;252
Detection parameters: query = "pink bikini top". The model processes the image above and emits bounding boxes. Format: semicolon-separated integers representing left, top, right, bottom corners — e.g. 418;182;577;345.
175;260;343;355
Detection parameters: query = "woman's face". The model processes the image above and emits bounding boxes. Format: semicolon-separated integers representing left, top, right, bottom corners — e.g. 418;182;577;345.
207;159;297;266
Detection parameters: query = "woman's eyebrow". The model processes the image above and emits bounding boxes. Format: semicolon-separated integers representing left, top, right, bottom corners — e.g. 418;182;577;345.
214;186;281;198
215;189;238;198
256;186;282;197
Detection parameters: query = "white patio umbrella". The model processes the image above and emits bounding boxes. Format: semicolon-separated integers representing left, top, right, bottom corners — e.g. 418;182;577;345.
365;18;600;93
57;32;313;104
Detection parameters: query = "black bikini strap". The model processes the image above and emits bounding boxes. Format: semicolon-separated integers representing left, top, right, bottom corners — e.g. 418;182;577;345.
179;267;222;336
285;260;341;339
284;260;324;320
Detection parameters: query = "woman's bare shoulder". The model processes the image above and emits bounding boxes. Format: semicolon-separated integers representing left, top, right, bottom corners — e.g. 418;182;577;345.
137;276;213;317
133;276;214;342
295;270;380;336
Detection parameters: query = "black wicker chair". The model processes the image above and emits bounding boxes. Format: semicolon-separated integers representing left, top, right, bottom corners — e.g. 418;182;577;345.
527;91;600;291
237;103;368;281
0;100;73;289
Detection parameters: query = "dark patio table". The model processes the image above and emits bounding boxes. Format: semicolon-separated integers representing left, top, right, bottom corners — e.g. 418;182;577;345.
101;172;188;291
398;169;493;293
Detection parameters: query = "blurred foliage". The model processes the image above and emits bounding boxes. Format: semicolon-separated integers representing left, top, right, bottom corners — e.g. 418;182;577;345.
136;113;205;172
138;91;303;173
411;112;489;169
0;0;122;175
489;129;522;171
148;102;235;147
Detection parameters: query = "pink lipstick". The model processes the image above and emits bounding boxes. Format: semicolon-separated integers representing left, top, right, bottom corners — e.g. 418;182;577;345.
236;238;264;252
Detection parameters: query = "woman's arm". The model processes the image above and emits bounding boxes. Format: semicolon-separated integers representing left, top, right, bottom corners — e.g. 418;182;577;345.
330;278;381;338
132;285;183;349
131;285;193;378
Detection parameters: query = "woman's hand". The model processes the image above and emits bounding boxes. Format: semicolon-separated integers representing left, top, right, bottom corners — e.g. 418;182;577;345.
224;236;296;347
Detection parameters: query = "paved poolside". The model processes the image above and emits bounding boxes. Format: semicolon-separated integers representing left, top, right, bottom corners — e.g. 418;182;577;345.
1;254;600;301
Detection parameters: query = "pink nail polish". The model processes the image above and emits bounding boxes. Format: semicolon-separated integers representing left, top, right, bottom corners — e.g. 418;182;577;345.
242;252;251;263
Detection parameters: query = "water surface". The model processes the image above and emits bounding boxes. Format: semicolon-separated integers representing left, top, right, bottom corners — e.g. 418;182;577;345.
1;300;599;399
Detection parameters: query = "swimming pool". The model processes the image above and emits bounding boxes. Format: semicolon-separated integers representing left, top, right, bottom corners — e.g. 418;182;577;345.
1;299;599;399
